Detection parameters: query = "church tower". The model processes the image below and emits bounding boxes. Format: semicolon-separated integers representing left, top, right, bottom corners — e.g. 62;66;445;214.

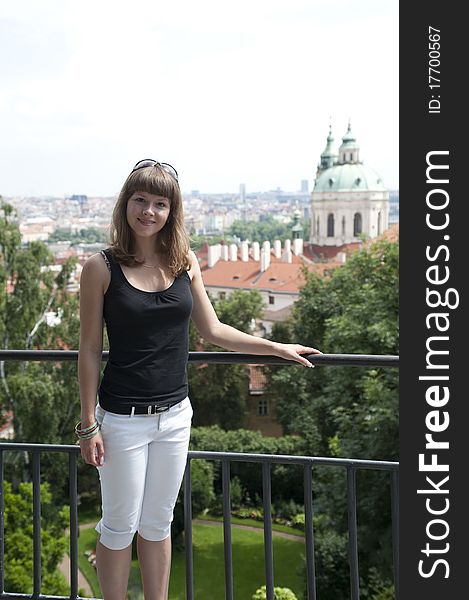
310;122;389;246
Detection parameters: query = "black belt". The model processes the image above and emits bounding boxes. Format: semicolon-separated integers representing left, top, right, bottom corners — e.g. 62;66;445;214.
105;400;182;416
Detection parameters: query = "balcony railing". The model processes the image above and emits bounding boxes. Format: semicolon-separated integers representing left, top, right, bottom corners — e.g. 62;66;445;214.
0;350;399;600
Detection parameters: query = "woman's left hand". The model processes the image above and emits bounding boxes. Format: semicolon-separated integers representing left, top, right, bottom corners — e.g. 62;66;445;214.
271;343;322;368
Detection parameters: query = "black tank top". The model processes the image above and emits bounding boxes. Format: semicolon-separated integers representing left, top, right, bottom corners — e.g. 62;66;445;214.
98;249;193;411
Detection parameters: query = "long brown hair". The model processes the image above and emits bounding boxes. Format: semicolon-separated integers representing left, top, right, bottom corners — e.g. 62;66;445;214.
109;164;191;276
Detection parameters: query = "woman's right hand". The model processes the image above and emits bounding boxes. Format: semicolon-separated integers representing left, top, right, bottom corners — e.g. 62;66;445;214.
80;432;105;467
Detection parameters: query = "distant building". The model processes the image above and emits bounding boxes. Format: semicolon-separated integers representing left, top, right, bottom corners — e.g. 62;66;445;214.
301;179;309;193
310;123;389;247
70;194;88;215
197;235;339;337
239;183;246;203
19;217;55;242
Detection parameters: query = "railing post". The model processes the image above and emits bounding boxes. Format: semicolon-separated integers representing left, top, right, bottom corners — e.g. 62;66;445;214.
0;450;4;596
32;451;41;600
391;469;399;599
222;459;233;600
262;461;274;600
347;466;360;600
303;464;317;600
183;458;194;600
69;451;79;600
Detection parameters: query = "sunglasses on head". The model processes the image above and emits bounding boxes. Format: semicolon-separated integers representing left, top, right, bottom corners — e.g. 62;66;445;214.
131;159;179;182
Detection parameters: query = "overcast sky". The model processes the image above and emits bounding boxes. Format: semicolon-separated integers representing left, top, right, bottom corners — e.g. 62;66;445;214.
0;0;398;197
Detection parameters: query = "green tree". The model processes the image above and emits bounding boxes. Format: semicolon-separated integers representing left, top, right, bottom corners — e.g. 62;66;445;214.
3;480;69;595
229;214;309;245
171;459;215;548
48;226;109;245
264;237;399;598
189;426;308;506
189;233;233;251
188;289;264;429
0;199;92;502
265;238;398;457
252;585;298;600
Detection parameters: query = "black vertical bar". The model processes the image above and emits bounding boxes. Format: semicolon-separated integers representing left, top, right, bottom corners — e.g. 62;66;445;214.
0;450;4;595
222;459;233;600
347;466;360;600
32;451;41;599
262;461;274;600
183;459;194;600
391;469;399;600
303;465;317;600
69;451;79;600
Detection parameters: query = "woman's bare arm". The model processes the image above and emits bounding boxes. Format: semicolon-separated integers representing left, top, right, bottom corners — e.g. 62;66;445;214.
188;251;321;366
77;253;109;465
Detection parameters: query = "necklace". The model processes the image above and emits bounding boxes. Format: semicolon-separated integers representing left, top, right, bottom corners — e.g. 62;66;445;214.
141;263;159;269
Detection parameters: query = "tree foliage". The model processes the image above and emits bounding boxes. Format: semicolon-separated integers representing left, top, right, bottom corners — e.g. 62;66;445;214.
264;237;399;597
171;459;216;547
229;214;309;244
189;426;308;505
48;227;108;245
188;289;264;429
0;199;95;501
3;480;69;595
252;585;298;600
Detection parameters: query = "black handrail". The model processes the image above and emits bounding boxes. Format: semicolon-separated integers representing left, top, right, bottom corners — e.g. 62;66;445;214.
0;349;399;368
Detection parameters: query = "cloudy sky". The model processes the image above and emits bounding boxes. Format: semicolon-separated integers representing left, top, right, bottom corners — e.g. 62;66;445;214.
0;0;398;197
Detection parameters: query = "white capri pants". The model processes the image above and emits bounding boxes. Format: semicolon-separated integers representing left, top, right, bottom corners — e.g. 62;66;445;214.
94;397;193;550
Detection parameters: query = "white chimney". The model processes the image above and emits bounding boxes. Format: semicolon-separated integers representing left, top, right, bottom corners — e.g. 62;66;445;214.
221;244;229;261
262;241;271;270
273;239;282;258
282;240;292;263
260;248;268;272
229;243;238;261
241;241;249;262
292;238;303;256
252;241;260;261
208;244;221;268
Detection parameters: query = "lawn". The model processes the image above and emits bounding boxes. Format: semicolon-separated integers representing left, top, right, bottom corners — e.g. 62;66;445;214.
77;522;305;600
196;512;305;537
170;524;304;600
77;526;101;597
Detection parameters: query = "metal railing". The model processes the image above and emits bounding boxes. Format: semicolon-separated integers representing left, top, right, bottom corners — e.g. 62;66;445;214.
0;350;399;600
0;443;81;600
183;451;399;600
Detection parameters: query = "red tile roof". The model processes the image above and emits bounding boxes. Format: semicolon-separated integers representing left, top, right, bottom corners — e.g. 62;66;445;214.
196;225;398;294
199;253;339;293
249;365;267;393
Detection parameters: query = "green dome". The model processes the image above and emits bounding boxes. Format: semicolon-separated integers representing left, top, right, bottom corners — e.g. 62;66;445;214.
313;163;386;192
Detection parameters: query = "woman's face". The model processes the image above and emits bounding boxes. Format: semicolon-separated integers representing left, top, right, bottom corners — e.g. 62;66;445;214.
126;190;171;238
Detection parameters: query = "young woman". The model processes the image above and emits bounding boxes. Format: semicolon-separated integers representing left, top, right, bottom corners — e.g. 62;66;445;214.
77;159;320;600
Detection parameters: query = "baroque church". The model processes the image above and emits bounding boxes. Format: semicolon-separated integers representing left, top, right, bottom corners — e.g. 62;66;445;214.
309;122;389;250
196;121;395;436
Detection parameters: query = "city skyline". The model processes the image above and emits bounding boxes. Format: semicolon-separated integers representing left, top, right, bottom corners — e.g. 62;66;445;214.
0;0;398;197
